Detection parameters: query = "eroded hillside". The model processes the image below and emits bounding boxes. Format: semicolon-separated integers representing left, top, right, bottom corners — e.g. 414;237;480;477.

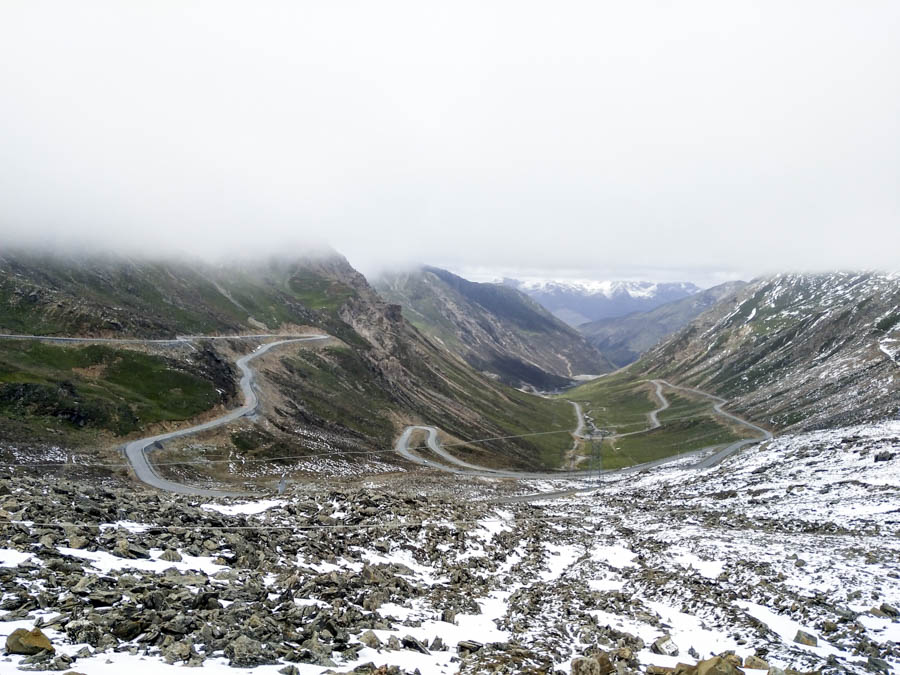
637;272;900;431
375;266;613;389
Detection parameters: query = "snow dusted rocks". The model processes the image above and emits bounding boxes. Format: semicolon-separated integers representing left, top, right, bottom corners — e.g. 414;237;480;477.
0;420;897;674
5;627;54;655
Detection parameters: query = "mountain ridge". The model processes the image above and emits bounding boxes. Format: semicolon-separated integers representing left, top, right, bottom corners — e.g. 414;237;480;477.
634;271;900;431
374;266;613;389
0;251;578;478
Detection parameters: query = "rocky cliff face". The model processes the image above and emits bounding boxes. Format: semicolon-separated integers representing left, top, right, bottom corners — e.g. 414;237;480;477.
375;266;613;389
637;272;900;431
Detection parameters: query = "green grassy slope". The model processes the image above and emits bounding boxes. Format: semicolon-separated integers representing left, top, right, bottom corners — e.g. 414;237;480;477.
0;341;222;437
0;252;357;338
566;369;657;435
565;370;751;470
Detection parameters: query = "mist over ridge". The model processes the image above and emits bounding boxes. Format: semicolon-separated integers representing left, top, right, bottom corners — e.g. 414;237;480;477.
1;1;898;284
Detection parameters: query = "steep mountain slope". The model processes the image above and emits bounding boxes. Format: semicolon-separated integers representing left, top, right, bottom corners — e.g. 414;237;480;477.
504;277;700;326
0;251;576;477
0;250;358;340
580;281;747;366
374;266;613;388
636;272;900;431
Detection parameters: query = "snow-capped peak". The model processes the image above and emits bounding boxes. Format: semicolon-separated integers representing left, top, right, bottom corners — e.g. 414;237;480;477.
510;278;700;300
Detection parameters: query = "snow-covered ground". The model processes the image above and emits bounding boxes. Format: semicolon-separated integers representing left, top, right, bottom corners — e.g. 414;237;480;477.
1;421;898;674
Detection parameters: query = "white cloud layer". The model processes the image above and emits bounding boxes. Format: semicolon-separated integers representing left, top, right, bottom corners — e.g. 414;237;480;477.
1;1;898;285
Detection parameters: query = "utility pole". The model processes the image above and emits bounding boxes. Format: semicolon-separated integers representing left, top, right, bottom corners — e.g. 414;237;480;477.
588;436;599;486
592;431;605;485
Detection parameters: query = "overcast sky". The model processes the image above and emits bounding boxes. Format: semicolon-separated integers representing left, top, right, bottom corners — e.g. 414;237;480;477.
1;2;898;286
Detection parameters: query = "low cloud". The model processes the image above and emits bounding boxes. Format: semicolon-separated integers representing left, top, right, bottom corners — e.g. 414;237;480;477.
1;2;898;286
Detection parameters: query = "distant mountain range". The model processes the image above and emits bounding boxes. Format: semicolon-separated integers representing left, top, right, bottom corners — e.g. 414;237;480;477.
501;277;701;326
579;281;747;367
374;266;614;389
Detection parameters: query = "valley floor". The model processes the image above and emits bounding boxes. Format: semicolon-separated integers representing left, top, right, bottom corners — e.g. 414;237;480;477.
1;422;898;674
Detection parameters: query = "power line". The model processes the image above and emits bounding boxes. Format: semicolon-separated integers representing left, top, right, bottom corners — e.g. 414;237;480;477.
441;429;570;447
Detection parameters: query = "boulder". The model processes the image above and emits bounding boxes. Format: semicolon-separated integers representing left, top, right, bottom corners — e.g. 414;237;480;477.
743;655;769;669
68;535;89;550
160;549;182;562
867;656;891;674
696;656;745;675
590;650;614;674
162;638;194;664
793;630;817;647
65;619;102;647
457;640;482;656
359;630;381;649
401;635;430;654
225;635;274;667
571;656;602;675
652;634;680;657
6;627;55;655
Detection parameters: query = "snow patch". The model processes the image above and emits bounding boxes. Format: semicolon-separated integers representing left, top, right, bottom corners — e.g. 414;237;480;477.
0;549;33;567
201;499;285;516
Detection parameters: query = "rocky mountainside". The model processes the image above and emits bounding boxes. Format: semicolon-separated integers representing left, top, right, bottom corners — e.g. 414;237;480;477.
1;419;897;674
636;272;900;431
0;251;575;475
580;281;747;367
374;267;614;389
503;278;700;326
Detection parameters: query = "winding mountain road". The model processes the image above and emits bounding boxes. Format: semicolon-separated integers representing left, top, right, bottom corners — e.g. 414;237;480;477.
651;379;773;468
395;377;773;494
1;332;771;496
123;336;330;496
647;380;670;429
0;332;329;496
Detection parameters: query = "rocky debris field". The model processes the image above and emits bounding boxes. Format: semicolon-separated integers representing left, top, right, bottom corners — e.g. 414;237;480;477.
0;421;898;674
